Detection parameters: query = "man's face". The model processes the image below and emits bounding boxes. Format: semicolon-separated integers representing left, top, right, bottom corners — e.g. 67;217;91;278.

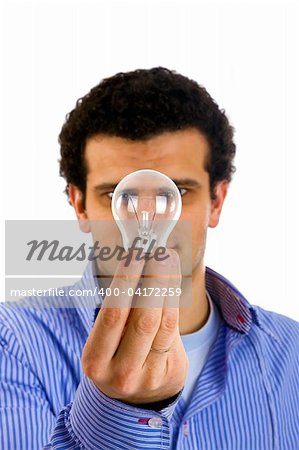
70;127;227;278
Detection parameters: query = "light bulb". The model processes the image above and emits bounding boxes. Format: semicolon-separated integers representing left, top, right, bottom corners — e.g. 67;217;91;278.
111;169;182;252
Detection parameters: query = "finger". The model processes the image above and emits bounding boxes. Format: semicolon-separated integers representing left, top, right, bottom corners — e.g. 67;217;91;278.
113;250;177;368
82;252;145;367
145;250;182;368
132;248;179;309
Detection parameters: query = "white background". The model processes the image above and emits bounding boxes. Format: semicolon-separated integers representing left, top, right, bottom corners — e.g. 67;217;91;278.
0;0;298;320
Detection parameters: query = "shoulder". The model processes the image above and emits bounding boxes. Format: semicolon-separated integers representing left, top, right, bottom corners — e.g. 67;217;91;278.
253;304;299;344
0;288;71;327
0;290;83;357
250;305;299;385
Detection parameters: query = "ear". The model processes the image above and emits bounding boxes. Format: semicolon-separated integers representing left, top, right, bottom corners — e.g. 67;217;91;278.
208;181;228;228
68;184;91;233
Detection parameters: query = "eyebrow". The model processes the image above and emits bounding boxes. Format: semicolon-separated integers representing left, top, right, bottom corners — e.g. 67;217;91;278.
93;178;202;193
173;178;202;188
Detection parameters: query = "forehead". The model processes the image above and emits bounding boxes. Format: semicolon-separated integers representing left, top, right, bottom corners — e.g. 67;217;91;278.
84;128;210;183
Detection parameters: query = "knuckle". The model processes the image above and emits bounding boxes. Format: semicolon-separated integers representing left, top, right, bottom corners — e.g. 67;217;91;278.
169;249;180;266
134;312;158;335
144;374;160;392
115;276;131;292
161;311;178;333
81;344;103;381
100;308;122;328
154;276;168;288
112;371;135;397
81;356;99;380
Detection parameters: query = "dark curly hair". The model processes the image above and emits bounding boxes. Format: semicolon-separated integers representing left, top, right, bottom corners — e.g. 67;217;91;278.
59;67;236;202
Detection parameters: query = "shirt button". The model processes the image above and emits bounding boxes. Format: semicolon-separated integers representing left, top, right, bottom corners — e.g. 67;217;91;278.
148;416;163;428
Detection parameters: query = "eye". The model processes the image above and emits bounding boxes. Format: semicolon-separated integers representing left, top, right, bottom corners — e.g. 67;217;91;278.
162;190;175;198
107;189;187;199
178;187;188;197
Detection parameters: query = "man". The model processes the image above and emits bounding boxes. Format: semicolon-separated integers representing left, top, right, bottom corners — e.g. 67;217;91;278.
0;67;298;449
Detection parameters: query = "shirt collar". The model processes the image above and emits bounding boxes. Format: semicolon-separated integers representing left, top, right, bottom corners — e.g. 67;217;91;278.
74;262;277;341
205;266;279;341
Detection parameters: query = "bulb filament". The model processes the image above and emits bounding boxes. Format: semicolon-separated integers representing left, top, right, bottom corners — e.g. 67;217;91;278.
127;194;156;243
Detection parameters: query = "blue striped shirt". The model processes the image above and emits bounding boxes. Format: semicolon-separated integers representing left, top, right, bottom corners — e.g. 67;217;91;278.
0;263;298;449
181;290;222;405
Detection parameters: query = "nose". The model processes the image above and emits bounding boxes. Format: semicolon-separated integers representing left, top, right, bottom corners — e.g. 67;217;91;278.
138;196;156;211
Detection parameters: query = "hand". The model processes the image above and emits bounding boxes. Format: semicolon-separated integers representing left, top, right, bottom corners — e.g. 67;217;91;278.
81;249;189;405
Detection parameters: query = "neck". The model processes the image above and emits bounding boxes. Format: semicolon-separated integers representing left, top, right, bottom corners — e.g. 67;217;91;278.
179;261;209;335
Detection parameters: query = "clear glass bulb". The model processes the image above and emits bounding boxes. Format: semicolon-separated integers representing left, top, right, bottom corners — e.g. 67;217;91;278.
111;169;182;252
